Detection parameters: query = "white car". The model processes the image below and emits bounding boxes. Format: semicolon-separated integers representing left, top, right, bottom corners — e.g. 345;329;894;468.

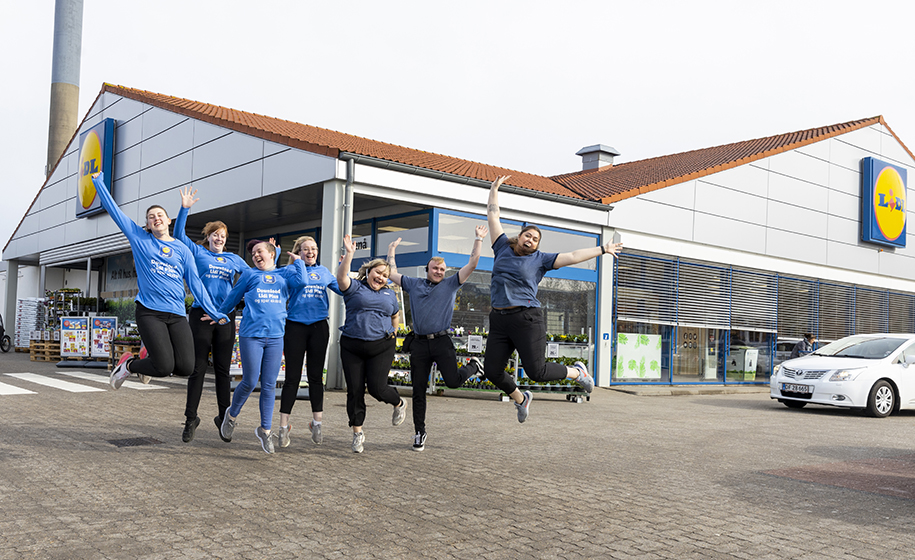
770;333;915;418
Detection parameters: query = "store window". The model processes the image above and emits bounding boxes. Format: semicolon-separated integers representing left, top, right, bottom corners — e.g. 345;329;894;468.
436;212;520;260
375;213;429;258
613;321;672;382
729;330;774;382
671;327;727;382
537;227;598;271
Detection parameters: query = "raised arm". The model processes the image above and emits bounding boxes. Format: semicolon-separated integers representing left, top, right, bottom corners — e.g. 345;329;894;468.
385;237;403;286
552;239;624;269
458;225;488;284
91;172;144;239
487;175;510;242
173;186;200;249
336;234;356;292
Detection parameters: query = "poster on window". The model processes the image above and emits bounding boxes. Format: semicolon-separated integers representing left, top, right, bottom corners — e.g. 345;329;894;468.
90;317;117;358
60;318;90;357
616;333;662;379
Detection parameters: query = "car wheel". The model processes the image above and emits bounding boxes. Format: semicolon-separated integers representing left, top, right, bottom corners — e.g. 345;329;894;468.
780;399;807;409
866;380;895;418
0;335;9;353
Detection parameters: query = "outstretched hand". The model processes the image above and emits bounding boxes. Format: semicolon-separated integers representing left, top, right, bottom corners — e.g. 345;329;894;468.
491;175;510;190
602;241;624;258
388;237;402;252
474;225;489;239
179;186;199;209
343;234;356;254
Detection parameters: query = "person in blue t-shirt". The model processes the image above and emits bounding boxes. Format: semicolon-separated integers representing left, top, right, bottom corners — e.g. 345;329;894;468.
91;173;228;393
386;224;488;451
485;175;623;423
274;235;343;449
337;234;408;453
209;240;308;455
172;186;249;444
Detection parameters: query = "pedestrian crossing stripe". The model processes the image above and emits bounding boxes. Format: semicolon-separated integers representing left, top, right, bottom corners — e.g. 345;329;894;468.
6;373;105;392
0;381;36;395
59;370;165;390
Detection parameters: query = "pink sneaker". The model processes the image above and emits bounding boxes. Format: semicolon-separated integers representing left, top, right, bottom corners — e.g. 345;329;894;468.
109;352;133;390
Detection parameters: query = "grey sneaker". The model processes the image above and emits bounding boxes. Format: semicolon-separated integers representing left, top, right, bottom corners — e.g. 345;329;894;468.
468;357;484;377
309;421;323;444
515;390;533;423
220;414;236;442
573;361;594;393
392;398;407;426
352;431;365;453
109;352;133;390
276;425;291;448
255;426;275;454
136;372;151;384
412;431;426;451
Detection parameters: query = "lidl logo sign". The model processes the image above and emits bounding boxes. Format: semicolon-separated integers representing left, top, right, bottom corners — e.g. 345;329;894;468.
861;157;907;248
76;118;116;218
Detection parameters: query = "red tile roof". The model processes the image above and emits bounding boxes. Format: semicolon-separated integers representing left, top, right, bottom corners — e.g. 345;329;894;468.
100;84;582;199
553;116;913;204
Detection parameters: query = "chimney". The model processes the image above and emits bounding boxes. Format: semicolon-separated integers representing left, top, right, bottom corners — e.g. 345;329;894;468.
576;144;620;171
46;0;84;175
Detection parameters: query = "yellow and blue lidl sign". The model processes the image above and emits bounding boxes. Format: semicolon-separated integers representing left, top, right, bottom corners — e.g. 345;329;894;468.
76;118;116;218
861;157;907;248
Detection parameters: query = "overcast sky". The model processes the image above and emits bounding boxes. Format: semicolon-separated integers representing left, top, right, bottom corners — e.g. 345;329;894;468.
2;0;913;251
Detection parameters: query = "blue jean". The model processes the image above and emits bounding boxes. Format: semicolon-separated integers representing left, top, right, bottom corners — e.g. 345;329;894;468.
229;336;284;430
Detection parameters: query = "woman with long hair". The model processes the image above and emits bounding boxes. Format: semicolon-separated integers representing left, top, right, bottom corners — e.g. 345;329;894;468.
172;187;249;443
274;235;342;449
485;175;622;422
336;234;407;453
90;173;228;394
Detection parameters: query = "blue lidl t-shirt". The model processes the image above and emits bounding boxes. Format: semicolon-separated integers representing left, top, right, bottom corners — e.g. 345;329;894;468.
401;273;462;335
287;265;343;325
340;279;399;341
173;206;248;309
91;173;226;322
490;233;558;308
220;260;307;338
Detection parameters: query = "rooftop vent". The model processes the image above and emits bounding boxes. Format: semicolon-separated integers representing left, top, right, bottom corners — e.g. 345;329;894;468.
576;144;620;171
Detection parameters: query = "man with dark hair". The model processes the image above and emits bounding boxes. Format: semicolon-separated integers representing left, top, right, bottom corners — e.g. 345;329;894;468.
790;333;816;359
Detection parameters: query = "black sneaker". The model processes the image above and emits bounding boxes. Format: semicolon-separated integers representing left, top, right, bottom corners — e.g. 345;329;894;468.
182;416;200;443
412;431;426;452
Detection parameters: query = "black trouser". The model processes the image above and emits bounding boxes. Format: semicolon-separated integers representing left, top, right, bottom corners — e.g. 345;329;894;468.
339;335;400;427
280;319;330;416
184;307;237;421
410;335;477;433
133;302;195;378
483;307;567;394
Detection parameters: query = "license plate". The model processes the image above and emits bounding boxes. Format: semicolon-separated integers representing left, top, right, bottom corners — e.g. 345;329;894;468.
782;383;812;394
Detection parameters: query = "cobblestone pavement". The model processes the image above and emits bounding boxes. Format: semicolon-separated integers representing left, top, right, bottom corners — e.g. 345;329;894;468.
2;350;915;559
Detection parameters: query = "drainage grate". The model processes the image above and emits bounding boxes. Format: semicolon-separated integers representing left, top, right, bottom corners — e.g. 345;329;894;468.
107;437;164;448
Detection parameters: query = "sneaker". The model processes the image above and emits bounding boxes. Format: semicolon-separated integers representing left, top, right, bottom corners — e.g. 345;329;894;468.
215;416;231;442
468;357;484;377
220;414;236;442
182;416;200;443
352;431;365;453
138;343;148;360
309;421;323;444
515;390;533;423
276;425;291;448
255;426;275;454
573;361;594;393
109;352;133;390
392;398;407;426
412;431;426;452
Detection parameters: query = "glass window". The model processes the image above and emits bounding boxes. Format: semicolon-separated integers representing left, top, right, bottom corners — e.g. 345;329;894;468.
537;228;598;271
671;327;727;383
730;330;774;382
613;322;672;382
376;213;429;257
437;212;520;260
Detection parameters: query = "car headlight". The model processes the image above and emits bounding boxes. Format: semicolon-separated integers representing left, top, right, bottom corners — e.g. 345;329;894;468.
829;368;864;382
773;364;781;376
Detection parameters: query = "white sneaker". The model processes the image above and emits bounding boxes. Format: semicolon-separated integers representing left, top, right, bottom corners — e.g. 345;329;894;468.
276;425;291;448
392;398;407;426
352;431;365;453
109;352;133;390
309;421;323;444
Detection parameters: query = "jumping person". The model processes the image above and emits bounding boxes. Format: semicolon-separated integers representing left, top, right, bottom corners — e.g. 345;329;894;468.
210;240;308;454
485;175;622;422
91;173;228;393
275;236;342;449
386;225;488;451
172;187;249;443
336;234;407;453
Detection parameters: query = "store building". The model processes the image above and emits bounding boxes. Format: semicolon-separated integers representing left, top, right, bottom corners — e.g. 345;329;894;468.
3;84;913;387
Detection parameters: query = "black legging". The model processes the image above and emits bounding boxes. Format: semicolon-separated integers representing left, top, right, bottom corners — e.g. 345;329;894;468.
339;335;400;427
132;302;195;378
184;307;237;421
482;307;567;394
280;319;330;415
410;335;477;433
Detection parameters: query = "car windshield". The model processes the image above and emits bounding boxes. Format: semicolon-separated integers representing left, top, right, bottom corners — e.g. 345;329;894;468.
813;336;908;359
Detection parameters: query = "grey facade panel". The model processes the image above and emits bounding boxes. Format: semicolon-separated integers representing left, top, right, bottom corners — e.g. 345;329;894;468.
113;144;141;181
766;199;828;239
767;173;828;214
766;228;828;265
191;132;264;181
139;151;193;199
139;119;194;170
140;106;186;141
825;240;878;270
190;159;264;209
693;213;767;255
263;148;336;196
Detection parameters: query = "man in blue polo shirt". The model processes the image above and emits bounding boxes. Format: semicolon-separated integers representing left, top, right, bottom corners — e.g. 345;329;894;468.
387;225;488;451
